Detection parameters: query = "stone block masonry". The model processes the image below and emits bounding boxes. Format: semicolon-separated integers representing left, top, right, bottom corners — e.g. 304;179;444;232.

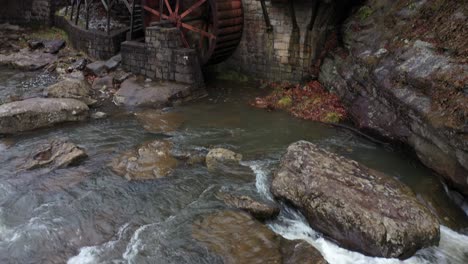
0;0;66;25
121;25;204;88
213;0;348;82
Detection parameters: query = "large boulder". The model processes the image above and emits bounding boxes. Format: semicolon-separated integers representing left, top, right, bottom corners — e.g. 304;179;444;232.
22;139;87;170
113;78;191;108
111;140;178;180
45;78;96;105
271;141;440;259
192;210;328;264
319;1;468;196
0;98;89;134
0;49;56;70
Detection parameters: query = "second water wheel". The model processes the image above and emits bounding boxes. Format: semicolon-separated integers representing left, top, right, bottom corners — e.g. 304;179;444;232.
142;0;244;65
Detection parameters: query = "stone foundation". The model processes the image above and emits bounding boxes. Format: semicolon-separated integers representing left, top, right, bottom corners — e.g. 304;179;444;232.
121;25;204;88
0;0;64;25
213;0;356;82
55;15;128;60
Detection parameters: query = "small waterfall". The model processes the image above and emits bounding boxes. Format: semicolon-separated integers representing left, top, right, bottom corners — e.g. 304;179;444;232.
242;160;274;200
249;160;468;264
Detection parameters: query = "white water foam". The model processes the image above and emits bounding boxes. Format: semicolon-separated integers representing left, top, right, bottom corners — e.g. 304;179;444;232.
241;160;274;200
67;223;131;264
268;208;468;264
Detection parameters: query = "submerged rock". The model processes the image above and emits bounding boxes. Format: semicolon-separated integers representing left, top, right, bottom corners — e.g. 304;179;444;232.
0;49;56;70
0;98;88;134
280;239;328;264
23;139;87;170
111;140;178;180
135;110;185;134
45;78;96;105
113;78;191;108
271;141;440;259
216;186;279;221
192;210;327;264
206;148;242;172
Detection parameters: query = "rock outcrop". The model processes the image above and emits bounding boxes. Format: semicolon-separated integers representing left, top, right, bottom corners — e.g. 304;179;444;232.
192;210;328;264
319;0;468;196
0;98;89;134
23;139;87;170
271;141;440;259
111;140;178;180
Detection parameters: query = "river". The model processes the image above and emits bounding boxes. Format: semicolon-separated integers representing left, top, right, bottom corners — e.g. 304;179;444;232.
0;69;467;263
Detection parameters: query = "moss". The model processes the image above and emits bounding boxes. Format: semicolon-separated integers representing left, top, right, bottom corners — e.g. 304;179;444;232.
29;27;69;42
216;70;249;82
357;6;373;21
277;96;293;109
322;112;343;123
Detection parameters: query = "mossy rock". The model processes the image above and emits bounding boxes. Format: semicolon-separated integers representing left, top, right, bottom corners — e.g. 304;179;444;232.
357;6;373;21
277;96;293;109
322;112;343;123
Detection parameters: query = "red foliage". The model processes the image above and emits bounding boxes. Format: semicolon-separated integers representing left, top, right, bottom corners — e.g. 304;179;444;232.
251;81;347;123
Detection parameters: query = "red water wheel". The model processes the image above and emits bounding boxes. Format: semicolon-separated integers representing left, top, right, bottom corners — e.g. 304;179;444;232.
142;0;243;65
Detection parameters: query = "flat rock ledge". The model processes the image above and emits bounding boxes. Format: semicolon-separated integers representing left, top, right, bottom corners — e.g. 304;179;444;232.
0;98;89;134
271;141;440;259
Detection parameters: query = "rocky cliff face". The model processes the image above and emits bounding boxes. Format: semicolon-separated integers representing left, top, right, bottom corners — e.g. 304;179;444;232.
319;0;468;196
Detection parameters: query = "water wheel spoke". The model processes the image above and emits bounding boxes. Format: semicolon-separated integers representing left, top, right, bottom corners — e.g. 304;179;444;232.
179;31;190;48
180;0;207;19
143;6;169;20
164;0;173;15
181;22;216;40
175;0;180;14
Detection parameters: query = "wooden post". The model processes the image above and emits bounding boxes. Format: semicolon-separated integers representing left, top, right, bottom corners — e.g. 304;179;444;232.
260;0;272;32
75;0;82;25
85;0;90;30
289;0;299;31
308;0;320;31
159;0;163;21
70;0;75;20
107;0;112;35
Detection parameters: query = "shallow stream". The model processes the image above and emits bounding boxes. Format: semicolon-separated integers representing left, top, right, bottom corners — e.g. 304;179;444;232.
0;70;467;264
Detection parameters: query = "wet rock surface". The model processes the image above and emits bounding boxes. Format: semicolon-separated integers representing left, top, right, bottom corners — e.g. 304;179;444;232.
111;139;178;180
22;139;87;170
135;109;185;134
319;0;468;196
45;78;96;105
192;210;327;264
113;78;191;108
0;98;89;134
216;186;280;221
0;49;57;70
206;148;243;172
271;141;440;259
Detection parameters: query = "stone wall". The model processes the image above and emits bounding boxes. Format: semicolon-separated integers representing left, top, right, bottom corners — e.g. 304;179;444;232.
213;0;353;82
0;0;59;25
121;25;204;88
55;15;128;60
